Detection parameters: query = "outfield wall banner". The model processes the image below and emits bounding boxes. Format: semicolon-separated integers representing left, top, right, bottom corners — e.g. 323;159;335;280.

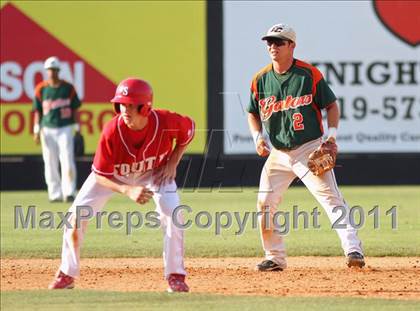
0;2;206;155
223;1;420;154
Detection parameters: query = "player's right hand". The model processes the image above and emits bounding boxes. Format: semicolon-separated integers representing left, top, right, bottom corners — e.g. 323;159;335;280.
124;186;154;205
256;139;270;157
33;133;40;145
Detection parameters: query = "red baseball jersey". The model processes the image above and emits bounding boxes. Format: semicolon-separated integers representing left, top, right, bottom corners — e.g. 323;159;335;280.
92;109;195;177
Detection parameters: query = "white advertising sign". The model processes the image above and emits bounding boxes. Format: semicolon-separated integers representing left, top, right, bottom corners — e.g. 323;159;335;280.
223;1;420;153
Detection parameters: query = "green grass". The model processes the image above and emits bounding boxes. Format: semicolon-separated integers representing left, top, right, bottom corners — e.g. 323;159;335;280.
1;186;419;258
1;291;419;311
1;187;419;310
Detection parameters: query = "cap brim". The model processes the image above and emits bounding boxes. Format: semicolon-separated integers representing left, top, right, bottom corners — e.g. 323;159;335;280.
110;96;136;104
261;35;291;41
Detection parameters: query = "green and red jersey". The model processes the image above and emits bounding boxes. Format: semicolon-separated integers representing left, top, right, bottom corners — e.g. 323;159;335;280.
247;59;336;149
33;80;81;128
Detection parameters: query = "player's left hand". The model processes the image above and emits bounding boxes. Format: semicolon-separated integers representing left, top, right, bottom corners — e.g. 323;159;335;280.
307;137;338;176
154;159;178;186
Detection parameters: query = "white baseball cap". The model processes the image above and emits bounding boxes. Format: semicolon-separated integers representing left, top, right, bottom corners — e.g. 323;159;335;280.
262;23;296;42
44;56;61;70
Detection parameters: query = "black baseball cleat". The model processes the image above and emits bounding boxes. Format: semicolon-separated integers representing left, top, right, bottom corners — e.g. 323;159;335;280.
347;252;365;268
256;259;283;271
49;198;63;203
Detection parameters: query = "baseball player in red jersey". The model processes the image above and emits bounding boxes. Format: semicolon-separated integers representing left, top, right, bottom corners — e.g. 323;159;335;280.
48;78;195;292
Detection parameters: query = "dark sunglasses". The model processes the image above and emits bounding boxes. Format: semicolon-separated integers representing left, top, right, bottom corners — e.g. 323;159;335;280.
266;38;289;47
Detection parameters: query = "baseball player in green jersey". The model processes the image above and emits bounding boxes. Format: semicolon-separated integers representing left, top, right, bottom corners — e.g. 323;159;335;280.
247;24;365;271
33;56;81;203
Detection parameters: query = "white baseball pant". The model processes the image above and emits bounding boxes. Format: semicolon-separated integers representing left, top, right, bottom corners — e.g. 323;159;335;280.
257;138;363;268
40;124;77;200
59;171;186;279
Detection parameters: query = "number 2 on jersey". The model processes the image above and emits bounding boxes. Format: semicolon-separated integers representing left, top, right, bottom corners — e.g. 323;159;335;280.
292;113;304;131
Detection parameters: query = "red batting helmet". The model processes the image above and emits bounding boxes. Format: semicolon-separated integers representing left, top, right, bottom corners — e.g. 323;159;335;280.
111;78;153;116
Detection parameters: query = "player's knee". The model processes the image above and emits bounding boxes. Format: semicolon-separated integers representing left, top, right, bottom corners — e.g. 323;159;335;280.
156;201;178;217
256;204;275;233
257;199;270;212
257;196;280;213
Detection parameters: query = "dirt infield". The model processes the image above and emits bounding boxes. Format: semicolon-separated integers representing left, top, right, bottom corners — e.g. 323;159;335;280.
2;257;419;300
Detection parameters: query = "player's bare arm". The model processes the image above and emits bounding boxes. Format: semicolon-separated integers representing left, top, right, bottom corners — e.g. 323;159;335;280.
326;101;339;128
94;173;153;205
248;112;270;157
33;110;41;144
326;101;339;142
154;143;188;186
